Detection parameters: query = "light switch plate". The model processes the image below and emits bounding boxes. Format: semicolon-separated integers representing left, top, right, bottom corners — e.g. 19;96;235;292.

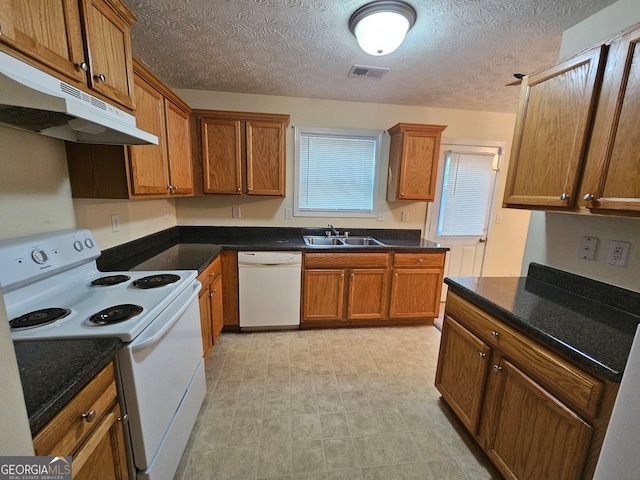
578;236;597;260
232;206;241;218
285;208;293;219
401;211;409;222
111;214;120;233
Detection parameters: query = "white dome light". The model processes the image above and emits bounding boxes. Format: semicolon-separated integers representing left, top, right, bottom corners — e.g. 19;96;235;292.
349;1;417;56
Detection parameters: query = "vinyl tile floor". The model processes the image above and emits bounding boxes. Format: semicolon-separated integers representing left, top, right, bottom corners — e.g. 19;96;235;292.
174;326;501;480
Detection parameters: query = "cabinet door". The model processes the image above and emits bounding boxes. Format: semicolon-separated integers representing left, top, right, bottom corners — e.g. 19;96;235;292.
482;358;592;480
504;46;607;208
165;100;194;195
246;120;285;196
201;118;243;194
0;0;86;83
397;130;441;200
347;268;388;320
129;77;169;195
389;268;443;319
81;0;134;109
211;274;224;343
302;269;345;321
73;403;129;480
436;316;491;434
198;289;213;360
581;28;640;212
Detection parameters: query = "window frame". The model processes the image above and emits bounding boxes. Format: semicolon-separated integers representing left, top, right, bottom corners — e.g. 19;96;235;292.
293;126;383;218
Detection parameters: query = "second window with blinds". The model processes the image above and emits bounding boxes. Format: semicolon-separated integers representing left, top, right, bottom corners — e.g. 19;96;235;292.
294;127;383;218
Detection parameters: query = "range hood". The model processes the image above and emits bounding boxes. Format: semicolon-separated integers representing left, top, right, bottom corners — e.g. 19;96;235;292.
0;51;157;145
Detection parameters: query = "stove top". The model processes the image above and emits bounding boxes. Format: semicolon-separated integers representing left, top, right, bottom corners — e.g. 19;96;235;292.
1;229;198;342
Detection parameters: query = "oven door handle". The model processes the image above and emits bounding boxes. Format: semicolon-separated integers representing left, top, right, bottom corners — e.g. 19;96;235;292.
131;281;201;353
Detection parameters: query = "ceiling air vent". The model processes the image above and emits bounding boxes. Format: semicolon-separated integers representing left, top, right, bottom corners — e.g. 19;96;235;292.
348;64;389;79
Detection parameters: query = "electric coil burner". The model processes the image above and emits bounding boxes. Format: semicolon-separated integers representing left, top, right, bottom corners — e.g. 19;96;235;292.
90;304;143;325
10;308;71;329
91;274;131;286
132;273;180;289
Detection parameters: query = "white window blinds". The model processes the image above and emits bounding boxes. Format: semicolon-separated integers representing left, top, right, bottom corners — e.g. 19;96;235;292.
295;127;382;217
437;151;496;236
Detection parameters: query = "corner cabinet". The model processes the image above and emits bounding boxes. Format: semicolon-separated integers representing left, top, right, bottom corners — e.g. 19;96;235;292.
0;0;136;111
66;60;193;199
33;362;129;479
436;291;619;480
504;21;640;216
193;110;290;197
386;123;447;201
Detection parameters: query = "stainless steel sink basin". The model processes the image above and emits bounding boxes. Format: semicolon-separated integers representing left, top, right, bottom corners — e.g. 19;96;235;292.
303;236;385;247
342;236;385;246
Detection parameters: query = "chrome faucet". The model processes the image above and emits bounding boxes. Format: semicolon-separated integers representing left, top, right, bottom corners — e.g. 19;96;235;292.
328;224;339;236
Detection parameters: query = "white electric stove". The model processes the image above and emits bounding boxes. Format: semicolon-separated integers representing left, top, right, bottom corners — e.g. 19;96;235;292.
0;229;205;480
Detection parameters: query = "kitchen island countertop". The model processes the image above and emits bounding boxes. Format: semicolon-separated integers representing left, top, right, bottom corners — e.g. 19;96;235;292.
445;263;640;383
15;337;122;435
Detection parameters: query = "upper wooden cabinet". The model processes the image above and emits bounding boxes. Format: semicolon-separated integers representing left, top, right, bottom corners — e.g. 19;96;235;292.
193;110;290;197
0;0;136;111
386;123;447;201
66;60;193;199
505;21;640;215
504;46;607;208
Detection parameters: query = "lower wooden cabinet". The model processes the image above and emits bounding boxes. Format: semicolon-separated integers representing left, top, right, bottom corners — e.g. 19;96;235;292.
436;291;619;480
197;255;224;359
33;362;129;480
301;251;445;327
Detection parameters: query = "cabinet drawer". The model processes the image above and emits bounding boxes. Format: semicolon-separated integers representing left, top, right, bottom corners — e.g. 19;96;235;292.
197;255;222;289
393;253;445;267
33;363;117;456
446;292;603;418
304;253;389;268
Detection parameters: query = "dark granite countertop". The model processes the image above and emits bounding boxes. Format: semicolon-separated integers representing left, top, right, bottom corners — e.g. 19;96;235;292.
445;263;640;383
98;226;448;273
15;337;122;435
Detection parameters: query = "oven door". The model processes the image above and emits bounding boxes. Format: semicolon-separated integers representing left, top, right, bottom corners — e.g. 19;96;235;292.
117;280;204;478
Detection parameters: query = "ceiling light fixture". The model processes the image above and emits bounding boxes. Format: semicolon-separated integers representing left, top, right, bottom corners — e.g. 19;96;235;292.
349;0;417;56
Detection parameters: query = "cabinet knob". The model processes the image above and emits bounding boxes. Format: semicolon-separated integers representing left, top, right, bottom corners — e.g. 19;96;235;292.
93;73;106;82
399;192;404;197
493;365;502;373
174;185;179;192
248;187;252;191
491;331;499;338
340;273;344;277
209;292;213;297
478;352;486;358
210;272;215;277
117;413;128;423
394;273;398;277
560;193;570;201
167;185;174;192
418;258;423;263
583;193;595;201
75;62;88;72
236;187;241;192
81;410;96;423
213;289;217;293
350;273;354;278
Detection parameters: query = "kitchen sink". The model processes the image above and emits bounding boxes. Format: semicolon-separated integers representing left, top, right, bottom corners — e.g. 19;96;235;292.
303;236;385;247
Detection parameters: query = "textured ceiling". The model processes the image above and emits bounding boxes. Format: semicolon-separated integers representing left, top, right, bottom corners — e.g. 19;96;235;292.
124;0;617;113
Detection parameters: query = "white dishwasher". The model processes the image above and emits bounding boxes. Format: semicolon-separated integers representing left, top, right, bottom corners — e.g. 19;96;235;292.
238;251;302;330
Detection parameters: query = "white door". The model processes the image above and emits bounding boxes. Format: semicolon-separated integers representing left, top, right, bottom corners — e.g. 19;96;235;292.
426;142;502;293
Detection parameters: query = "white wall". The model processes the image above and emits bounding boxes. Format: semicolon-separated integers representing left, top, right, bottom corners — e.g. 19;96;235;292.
176;90;531;277
522;0;640;293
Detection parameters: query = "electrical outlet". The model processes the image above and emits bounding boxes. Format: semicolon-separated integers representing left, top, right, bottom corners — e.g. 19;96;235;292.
401;211;409;222
377;212;384;221
606;240;630;267
111;214;120;233
578;236;598;261
285;208;293;219
163;207;169;220
232;206;241;218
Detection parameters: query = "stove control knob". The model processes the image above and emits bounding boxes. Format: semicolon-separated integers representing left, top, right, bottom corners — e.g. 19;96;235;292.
31;249;48;264
84;238;95;249
74;240;84;252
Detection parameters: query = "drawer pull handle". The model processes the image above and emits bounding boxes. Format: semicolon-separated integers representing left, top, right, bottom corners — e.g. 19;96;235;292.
81;410;96;423
491;331;499;338
418;258;423;263
478;352;486;358
117;414;128;423
493;365;502;373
